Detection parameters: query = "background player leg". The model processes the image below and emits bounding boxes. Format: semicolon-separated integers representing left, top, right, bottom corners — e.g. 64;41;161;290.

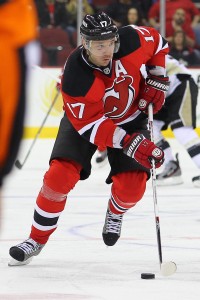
153;120;183;186
173;127;200;187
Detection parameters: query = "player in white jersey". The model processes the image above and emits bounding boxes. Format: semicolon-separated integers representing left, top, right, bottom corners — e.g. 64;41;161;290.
153;55;200;187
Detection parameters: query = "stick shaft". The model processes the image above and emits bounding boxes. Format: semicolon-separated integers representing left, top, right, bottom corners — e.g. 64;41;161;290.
148;103;163;265
16;91;60;168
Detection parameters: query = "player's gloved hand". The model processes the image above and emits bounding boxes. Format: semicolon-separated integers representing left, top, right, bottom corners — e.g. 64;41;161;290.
138;75;170;114
122;133;164;169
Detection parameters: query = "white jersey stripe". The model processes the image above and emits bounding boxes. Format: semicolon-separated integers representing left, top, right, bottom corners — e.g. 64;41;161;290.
90;117;108;144
78;116;107;135
32;219;58;231
35;203;61;218
155;34;167;55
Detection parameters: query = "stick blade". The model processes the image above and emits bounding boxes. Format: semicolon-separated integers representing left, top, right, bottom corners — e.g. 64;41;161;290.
15;160;23;169
160;261;177;276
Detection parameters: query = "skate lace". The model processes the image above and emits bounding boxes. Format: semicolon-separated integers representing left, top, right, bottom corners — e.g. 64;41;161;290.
18;239;40;255
105;211;123;234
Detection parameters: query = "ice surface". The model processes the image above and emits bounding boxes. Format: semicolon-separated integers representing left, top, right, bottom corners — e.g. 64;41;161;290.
0;138;200;300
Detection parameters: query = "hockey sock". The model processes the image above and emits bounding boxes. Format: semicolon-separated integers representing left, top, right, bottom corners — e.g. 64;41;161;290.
186;140;200;168
173;127;200;168
153;120;175;163
30;159;81;244
109;170;147;215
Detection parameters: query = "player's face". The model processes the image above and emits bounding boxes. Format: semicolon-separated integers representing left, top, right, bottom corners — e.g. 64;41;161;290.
87;38;115;67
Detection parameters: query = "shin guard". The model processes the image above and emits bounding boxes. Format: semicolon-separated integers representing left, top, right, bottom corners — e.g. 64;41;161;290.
109;171;147;214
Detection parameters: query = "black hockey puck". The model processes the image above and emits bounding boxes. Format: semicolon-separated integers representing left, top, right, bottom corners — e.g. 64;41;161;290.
141;273;155;279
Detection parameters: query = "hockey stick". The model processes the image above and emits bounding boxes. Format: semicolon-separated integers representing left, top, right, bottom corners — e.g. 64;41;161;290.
148;103;177;276
15;90;60;169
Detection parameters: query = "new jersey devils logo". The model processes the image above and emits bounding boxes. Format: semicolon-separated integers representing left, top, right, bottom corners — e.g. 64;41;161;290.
103;75;135;119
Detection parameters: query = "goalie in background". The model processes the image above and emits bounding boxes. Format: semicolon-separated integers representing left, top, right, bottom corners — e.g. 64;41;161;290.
0;0;39;229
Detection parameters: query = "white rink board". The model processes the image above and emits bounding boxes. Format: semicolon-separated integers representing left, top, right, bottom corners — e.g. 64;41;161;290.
25;67;63;128
25;67;200;131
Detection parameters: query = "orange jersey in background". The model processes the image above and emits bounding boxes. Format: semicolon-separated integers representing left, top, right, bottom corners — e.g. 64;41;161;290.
0;0;39;183
0;0;38;47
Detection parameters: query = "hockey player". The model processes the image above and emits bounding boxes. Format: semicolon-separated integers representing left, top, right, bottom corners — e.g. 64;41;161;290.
8;12;169;265
154;55;200;187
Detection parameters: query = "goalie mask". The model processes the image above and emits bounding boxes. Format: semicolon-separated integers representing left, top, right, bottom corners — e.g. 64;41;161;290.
80;12;120;54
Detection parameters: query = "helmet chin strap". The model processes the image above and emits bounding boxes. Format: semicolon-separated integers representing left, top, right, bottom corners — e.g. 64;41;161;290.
88;55;99;67
82;46;98;66
83;41;93;60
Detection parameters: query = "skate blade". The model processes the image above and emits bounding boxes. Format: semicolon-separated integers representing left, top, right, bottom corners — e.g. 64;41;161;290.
8;257;33;267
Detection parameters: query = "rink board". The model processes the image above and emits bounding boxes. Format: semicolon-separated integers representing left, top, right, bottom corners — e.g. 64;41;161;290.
24;67;200;139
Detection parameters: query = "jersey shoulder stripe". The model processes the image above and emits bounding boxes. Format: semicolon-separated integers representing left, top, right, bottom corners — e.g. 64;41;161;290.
62;47;95;97
114;26;141;59
161;36;168;50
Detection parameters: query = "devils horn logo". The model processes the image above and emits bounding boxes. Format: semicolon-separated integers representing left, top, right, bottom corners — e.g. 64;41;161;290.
103;75;135;119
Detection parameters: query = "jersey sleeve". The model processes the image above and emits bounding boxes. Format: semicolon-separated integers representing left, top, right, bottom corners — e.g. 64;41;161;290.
132;25;169;69
61;74;125;150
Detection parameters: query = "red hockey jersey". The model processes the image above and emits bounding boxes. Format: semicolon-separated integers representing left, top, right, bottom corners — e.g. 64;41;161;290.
61;25;169;149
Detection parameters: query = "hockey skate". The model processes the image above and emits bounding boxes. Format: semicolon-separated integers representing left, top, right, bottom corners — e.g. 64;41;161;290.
156;154;183;186
102;209;123;246
8;238;45;266
192;175;200;187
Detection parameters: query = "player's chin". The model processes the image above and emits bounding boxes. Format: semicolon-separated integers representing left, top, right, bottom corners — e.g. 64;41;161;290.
101;58;111;66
